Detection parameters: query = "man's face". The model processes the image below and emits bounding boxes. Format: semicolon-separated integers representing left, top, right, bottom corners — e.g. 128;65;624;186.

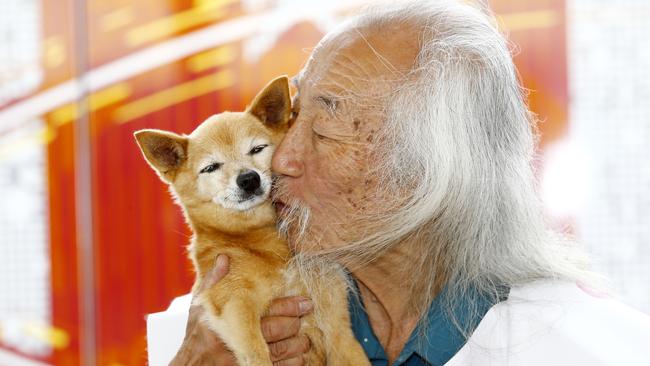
271;25;419;252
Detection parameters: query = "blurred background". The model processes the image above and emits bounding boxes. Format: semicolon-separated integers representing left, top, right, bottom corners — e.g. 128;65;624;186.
0;0;648;365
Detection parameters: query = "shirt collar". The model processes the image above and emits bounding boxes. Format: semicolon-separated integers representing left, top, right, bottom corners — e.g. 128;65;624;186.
349;280;506;366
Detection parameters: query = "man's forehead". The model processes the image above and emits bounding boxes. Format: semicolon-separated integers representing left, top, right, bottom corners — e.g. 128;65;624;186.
294;25;418;93
291;28;359;87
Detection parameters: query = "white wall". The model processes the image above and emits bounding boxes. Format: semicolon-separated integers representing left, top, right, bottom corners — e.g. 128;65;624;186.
567;0;650;314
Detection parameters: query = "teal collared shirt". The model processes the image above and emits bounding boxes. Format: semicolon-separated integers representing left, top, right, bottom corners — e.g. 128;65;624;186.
348;283;505;366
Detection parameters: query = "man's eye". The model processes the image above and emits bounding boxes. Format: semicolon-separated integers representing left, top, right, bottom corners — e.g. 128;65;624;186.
313;130;327;141
316;95;338;112
249;144;268;155
200;162;222;174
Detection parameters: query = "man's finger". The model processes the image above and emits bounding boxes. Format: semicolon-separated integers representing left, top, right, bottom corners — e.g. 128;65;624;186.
196;255;230;293
269;335;311;362
261;316;301;342
267;297;313;317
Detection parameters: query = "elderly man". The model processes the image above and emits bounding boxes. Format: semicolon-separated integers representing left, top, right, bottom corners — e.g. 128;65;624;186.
154;1;650;365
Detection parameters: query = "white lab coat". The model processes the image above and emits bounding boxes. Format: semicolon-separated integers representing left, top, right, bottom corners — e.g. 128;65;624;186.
146;281;650;365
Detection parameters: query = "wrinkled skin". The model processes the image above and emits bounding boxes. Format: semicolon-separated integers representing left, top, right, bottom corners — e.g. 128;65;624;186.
272;24;420;251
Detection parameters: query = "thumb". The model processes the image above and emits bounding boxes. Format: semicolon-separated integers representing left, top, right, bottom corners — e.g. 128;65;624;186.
197;255;230;293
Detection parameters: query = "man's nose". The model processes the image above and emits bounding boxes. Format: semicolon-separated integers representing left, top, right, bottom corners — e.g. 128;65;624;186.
272;121;307;177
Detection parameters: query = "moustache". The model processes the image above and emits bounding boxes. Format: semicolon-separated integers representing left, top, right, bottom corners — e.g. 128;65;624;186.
272;178;312;244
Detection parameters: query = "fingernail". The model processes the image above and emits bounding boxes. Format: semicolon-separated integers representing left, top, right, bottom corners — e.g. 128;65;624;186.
298;299;313;314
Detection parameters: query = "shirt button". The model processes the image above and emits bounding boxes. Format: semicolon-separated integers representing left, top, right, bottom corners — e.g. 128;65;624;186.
363;338;368;342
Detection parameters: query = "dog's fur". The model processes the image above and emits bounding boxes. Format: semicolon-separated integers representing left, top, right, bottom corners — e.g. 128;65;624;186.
134;77;369;365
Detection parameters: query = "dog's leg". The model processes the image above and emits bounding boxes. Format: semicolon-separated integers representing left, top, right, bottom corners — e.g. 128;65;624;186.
325;319;371;366
205;297;273;366
299;314;327;365
313;279;371;366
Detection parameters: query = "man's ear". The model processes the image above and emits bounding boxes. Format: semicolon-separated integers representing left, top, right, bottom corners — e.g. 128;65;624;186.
247;76;291;128
134;129;188;182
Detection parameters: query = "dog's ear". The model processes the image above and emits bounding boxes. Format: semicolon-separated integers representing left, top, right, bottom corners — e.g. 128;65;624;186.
247;76;291;128
134;129;188;182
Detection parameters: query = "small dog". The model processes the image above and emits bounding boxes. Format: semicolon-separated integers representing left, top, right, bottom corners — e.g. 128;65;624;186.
135;77;370;365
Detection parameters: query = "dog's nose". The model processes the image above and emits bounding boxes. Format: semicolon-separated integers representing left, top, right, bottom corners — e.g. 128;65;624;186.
236;170;261;194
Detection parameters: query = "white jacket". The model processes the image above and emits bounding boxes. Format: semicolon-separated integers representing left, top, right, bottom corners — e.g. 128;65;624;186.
147;281;650;365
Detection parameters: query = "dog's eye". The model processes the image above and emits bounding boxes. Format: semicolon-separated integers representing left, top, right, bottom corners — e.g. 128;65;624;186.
249;144;268;155
200;162;222;174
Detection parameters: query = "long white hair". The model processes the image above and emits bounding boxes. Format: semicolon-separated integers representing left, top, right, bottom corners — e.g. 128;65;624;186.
281;0;598;337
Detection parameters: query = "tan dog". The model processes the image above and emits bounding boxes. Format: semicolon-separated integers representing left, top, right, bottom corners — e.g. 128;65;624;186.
134;76;370;366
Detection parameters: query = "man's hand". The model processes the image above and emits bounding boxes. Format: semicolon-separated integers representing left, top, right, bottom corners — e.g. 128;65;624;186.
263;296;314;365
169;255;314;365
